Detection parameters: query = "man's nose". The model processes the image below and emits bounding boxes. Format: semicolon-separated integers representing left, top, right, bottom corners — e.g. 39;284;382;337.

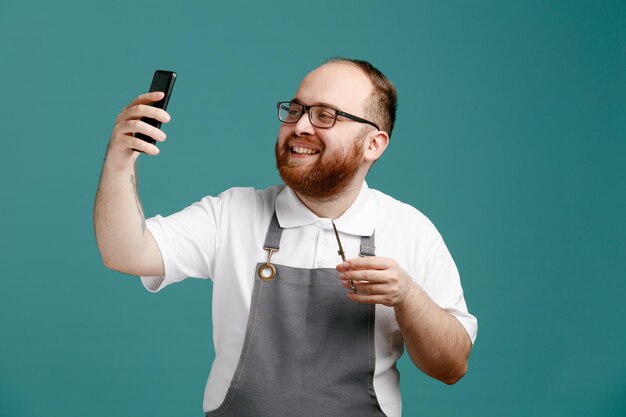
294;110;315;136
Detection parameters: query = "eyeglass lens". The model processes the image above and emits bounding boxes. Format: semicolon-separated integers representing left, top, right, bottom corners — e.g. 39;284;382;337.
278;102;336;128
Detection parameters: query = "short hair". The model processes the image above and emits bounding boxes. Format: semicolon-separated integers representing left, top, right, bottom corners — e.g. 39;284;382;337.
324;57;398;137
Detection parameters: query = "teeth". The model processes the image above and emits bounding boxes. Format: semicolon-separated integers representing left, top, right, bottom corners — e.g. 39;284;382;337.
292;146;318;155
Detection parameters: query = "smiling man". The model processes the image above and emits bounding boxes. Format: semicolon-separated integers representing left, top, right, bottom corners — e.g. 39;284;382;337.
94;58;477;417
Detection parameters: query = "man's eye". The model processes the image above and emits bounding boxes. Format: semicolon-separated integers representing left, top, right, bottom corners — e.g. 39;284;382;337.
287;105;302;115
318;112;334;120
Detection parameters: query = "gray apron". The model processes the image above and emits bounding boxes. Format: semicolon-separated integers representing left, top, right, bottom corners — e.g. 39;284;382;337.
206;213;387;417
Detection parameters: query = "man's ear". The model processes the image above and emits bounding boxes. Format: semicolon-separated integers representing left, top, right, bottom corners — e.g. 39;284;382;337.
363;130;390;163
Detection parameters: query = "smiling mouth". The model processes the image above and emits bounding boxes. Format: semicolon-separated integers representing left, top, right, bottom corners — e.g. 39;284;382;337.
291;146;320;155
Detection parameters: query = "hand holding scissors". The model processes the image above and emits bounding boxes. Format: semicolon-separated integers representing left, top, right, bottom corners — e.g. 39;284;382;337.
332;221;414;306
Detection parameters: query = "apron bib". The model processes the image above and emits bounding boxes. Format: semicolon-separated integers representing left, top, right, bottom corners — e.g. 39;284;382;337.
206;213;387;417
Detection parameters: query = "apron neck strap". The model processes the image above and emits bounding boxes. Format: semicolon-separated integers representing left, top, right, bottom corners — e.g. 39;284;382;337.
263;212;283;251
359;232;376;257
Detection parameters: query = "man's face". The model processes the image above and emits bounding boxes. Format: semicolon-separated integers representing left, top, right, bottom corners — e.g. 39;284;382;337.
275;63;374;200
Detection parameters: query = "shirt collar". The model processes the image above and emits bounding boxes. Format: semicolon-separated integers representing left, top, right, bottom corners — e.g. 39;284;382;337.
275;182;377;237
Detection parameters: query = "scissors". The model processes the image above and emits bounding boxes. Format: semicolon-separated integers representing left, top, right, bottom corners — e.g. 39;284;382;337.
331;220;357;293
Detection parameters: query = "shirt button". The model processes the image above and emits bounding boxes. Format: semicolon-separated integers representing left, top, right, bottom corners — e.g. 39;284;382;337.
316;261;324;267
320;239;327;246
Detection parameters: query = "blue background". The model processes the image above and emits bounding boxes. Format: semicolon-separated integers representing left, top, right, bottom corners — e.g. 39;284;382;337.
0;0;624;416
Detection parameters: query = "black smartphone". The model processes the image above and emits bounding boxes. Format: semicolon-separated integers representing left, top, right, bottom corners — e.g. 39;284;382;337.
135;70;177;147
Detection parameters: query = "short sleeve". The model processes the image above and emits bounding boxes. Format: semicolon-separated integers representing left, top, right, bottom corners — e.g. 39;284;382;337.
420;237;478;344
140;194;224;292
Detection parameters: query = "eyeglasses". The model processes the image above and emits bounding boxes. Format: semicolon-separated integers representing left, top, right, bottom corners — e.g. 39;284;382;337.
277;101;380;131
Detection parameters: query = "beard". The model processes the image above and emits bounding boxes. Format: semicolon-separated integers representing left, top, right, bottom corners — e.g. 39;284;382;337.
275;133;365;201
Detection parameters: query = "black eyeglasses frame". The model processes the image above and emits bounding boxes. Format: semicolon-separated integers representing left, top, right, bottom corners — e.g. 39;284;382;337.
277;101;380;131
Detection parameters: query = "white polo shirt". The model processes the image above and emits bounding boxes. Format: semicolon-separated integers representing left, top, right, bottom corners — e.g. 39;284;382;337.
141;182;477;417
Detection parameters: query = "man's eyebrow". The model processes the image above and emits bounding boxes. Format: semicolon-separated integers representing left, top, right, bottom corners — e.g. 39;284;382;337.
290;98;339;109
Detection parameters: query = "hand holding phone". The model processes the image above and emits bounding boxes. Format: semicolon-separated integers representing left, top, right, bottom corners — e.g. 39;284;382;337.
134;70;177;149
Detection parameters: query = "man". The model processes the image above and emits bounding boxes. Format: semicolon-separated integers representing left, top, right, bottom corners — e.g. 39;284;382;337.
94;58;477;417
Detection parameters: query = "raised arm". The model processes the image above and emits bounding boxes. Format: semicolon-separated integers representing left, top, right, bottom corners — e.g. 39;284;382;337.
93;92;170;277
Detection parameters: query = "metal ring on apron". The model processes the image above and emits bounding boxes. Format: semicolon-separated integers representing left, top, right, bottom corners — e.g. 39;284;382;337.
258;248;278;281
257;263;276;281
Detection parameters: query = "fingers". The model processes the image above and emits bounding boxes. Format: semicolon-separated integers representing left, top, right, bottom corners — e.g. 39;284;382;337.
108;119;165;158
340;279;387;294
118;103;171;125
127;135;161;156
339;269;390;283
117;119;167;143
340;278;404;301
105;93;173;169
336;257;412;307
341;279;410;307
336;257;396;272
341;276;400;305
122;91;165;111
115;93;172;146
